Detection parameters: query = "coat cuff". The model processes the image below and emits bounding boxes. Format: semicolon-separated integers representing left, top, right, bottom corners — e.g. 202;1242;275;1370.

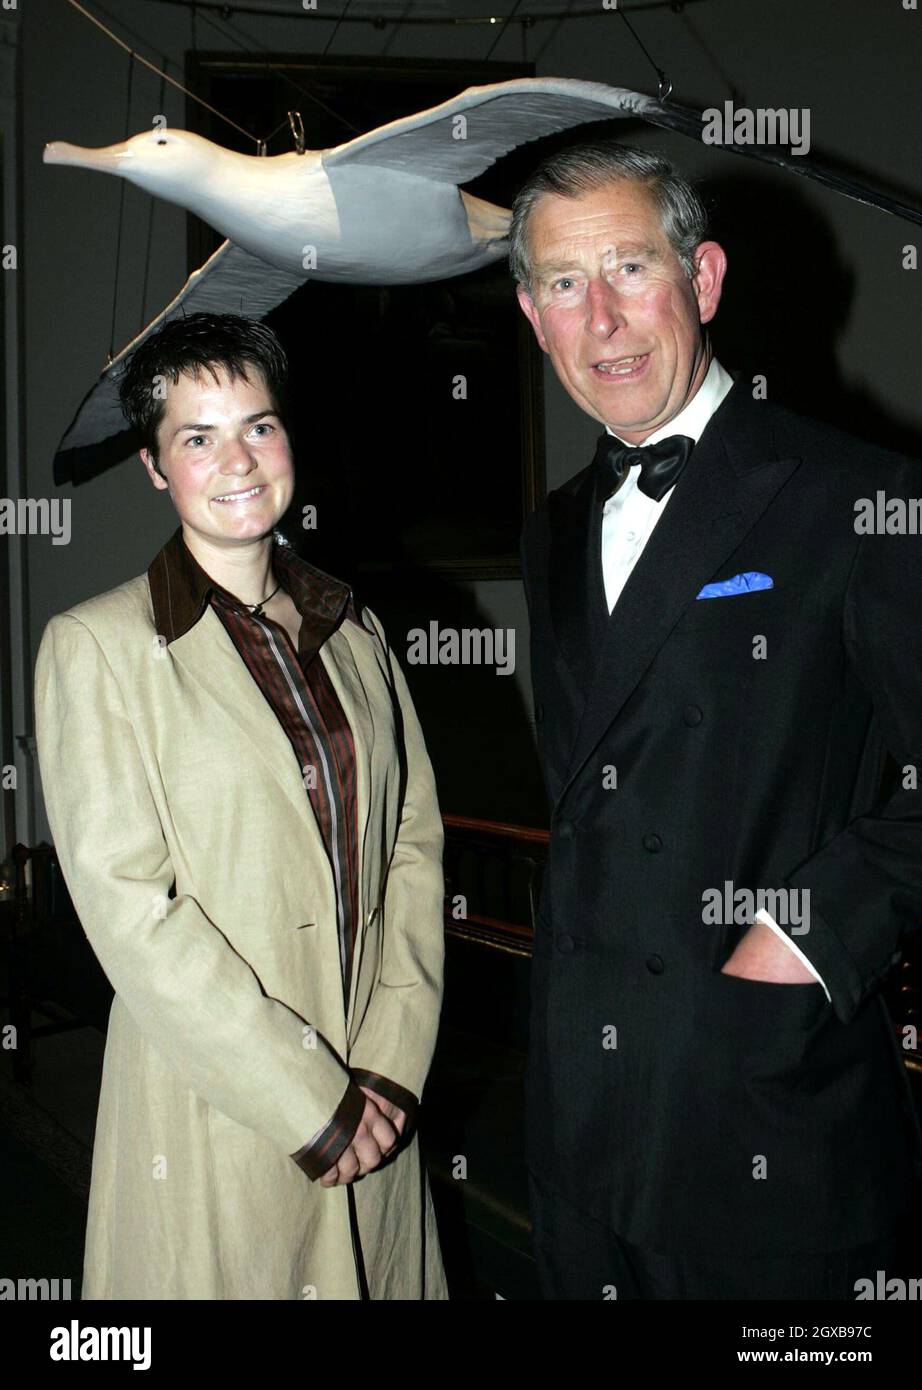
290;1078;366;1180
776;877;873;1024
349;1068;419;1135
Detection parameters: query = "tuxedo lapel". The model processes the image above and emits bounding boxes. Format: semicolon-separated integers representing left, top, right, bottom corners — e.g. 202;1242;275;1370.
546;460;612;693
554;391;803;811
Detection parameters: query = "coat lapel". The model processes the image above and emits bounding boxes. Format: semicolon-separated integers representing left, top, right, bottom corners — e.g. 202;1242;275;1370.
167;610;322;836
553;390;803;811
315;621;379;1029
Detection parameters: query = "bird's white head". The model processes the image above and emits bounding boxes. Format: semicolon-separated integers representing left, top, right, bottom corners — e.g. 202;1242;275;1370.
43;127;226;204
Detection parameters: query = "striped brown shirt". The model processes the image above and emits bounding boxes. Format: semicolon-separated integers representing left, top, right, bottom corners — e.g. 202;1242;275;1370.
148;525;417;1180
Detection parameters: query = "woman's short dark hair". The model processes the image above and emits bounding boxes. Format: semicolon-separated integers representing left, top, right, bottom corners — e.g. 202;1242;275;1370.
118;312;290;474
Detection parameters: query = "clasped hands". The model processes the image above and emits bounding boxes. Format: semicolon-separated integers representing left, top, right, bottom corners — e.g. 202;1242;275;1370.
319;1085;406;1189
720;917;815;983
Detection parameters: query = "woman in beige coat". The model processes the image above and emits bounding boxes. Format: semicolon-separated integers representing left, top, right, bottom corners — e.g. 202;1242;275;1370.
34;313;448;1300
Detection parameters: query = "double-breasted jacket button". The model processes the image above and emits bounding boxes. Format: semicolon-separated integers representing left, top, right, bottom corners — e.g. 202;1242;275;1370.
535;701;545;723
556;932;576;954
683;705;703;726
642;833;662;852
645;954;665;974
557;819;575;840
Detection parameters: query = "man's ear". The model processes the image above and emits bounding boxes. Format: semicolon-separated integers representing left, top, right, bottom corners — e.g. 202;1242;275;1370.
516;284;549;354
690;241;727;326
140;448;169;492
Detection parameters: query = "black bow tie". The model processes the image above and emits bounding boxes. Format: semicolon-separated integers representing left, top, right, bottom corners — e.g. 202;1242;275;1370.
592;432;695;503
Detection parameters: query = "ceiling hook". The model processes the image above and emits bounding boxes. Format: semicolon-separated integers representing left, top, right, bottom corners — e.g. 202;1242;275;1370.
287;110;306;155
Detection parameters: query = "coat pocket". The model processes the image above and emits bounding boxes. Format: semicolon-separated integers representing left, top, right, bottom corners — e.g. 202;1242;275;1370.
694;971;828;1067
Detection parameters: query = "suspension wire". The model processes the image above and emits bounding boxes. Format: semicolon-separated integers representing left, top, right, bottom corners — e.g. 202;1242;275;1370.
615;2;673;99
63;0;361;156
139;67;168;329
191;3;363;136
378;1;415;61
260;116;292;150
319;0;353;59
62;0;259;144
483;0;526;62
108;53;135;362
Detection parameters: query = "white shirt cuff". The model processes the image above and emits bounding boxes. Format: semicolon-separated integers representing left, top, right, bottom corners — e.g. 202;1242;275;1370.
754;909;830;1000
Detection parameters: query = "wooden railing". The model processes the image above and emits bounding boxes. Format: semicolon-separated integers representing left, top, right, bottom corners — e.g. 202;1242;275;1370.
441;814;548;958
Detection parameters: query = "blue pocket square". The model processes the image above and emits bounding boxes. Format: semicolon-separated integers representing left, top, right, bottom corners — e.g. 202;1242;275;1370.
696;571;774;600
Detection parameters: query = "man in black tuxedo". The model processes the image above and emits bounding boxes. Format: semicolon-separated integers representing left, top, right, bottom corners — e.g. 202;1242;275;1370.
513;140;922;1300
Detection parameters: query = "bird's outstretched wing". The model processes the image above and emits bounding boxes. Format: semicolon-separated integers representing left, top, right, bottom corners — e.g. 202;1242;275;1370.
324;77;656;181
326;75;922;228
53;241;308;485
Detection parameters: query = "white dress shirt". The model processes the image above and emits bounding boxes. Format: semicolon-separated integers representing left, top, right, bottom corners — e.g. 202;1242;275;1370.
600;357;829;998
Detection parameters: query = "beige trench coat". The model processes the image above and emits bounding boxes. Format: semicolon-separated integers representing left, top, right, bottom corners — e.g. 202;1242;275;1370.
33;570;448;1300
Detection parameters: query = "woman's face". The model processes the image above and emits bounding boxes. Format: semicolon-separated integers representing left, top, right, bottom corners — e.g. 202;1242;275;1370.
141;365;294;547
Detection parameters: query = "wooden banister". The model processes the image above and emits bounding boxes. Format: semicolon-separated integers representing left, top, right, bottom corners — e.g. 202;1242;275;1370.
442;813;549;846
441;813;546;957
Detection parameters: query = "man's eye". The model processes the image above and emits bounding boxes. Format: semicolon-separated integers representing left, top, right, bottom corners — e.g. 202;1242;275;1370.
250;423;274;437
552;278;575;291
622;263;643;274
185;435;207;448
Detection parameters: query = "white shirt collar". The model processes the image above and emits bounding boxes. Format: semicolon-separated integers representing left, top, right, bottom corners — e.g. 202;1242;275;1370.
604;356;735;448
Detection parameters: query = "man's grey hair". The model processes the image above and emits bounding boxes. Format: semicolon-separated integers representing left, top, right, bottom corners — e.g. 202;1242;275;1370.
509;140;709;293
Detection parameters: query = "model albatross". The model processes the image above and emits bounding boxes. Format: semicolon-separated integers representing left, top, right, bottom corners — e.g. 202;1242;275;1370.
43;75;922;481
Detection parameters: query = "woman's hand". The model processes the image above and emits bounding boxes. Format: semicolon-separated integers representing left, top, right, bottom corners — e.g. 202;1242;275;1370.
318;1089;405;1187
357;1083;407;1138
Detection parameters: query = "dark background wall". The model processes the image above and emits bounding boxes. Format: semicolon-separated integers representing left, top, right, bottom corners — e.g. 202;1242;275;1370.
16;0;922;835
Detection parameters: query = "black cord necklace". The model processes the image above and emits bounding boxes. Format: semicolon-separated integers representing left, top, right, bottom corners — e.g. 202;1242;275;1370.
245;580;282;619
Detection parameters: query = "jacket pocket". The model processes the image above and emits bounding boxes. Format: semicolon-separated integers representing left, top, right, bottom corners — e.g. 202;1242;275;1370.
693;971;828;1070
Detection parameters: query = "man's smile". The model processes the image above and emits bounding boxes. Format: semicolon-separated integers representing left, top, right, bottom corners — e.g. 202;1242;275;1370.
590;352;651;381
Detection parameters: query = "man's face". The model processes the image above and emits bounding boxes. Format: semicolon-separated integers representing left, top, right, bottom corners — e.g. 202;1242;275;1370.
516;180;727;443
141;365;294;545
